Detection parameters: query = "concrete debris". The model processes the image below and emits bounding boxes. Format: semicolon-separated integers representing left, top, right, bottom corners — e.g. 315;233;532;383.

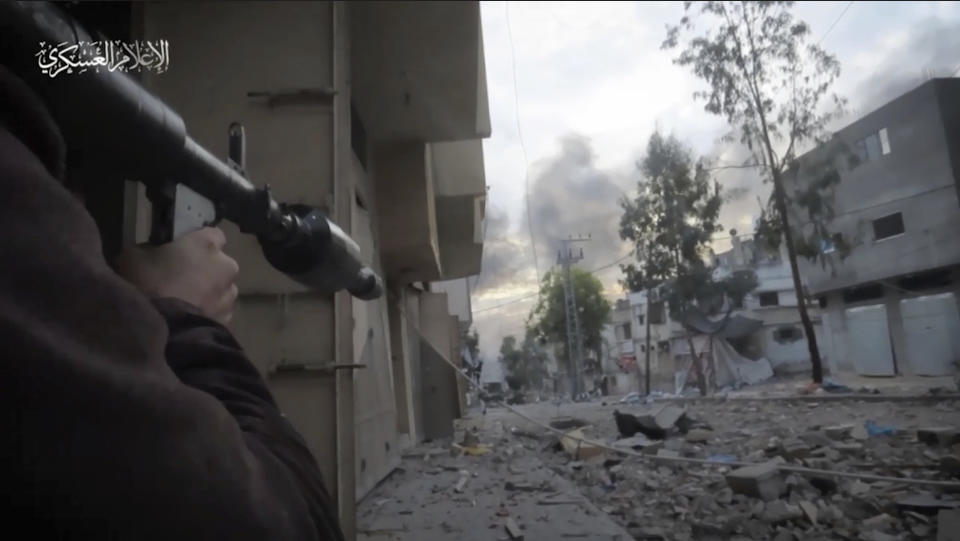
560;429;606;460
453;470;470;493
613;410;666;440
896;493;960;511
612;435;654;450
824;424;854;440
503;517;524;540
725;463;786;501
798;500;818;525
860;513;895;531
684;428;713;443
850;423;869;441
549;417;589;431
941;455;960;478
759;500;802;524
654;405;687;430
938;509;960;541
918;427;960;446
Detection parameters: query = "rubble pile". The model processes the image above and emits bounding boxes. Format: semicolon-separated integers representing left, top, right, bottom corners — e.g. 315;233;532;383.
529;399;960;540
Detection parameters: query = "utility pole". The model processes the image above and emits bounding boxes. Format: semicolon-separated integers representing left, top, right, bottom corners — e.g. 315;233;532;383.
644;289;652;395
557;234;590;400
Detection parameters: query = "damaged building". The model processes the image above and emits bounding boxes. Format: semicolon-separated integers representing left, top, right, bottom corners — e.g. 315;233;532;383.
790;78;960;378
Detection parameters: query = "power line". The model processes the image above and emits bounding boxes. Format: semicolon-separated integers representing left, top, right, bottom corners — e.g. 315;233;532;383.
817;0;854;46
505;2;541;291
471;249;634;315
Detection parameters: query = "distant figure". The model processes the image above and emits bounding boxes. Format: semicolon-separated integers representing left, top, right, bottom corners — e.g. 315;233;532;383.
613;409;667;440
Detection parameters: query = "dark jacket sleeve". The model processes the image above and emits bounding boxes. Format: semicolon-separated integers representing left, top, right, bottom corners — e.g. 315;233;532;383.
0;121;343;541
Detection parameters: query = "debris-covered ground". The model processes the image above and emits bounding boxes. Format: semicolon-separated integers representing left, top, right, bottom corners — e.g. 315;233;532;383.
360;386;960;541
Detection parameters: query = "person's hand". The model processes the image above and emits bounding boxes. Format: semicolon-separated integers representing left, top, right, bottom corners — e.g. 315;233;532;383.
114;228;239;325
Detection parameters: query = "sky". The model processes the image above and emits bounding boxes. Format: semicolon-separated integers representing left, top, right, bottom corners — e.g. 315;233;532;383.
471;0;960;361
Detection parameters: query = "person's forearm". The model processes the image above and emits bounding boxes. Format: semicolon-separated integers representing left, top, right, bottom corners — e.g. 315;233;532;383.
0;125;336;540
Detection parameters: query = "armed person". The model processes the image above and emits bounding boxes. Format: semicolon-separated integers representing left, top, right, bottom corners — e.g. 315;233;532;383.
0;3;374;539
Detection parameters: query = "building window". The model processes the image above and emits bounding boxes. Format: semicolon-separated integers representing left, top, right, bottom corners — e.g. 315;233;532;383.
637;314;645;326
818;296;828;309
842;283;884;304
758;291;780;307
849;127;891;169
872;212;904;241
615;323;632;341
772;326;803;343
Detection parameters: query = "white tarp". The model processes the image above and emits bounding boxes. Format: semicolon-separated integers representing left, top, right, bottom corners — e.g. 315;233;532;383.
714;338;773;386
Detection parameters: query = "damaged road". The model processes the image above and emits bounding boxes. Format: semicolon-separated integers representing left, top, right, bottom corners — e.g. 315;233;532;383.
485;394;960;540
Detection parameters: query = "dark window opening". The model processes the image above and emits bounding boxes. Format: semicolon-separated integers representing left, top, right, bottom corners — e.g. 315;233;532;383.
657;341;670;352
758;291;780;307
842;283;885;304
897;269;953;291
732;296;744;309
637;314;645;326
773;326;803;343
872;212;904;240
648;302;665;324
350;101;367;169
818;296;828;309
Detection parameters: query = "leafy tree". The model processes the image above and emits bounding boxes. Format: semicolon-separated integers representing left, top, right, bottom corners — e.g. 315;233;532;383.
663;0;847;383
619;132;757;396
498;333;548;391
528;268;612;380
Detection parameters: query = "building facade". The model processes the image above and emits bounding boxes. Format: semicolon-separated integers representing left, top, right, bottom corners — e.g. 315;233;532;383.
106;3;492;538
790;78;960;378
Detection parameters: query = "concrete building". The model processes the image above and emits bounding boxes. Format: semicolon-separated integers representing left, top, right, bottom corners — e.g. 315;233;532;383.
712;233;827;375
600;298;641;394
790;78;960;378
79;3;491;538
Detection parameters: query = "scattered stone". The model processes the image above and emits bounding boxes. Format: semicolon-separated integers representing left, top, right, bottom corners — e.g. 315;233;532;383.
685;428;713;443
613;435;654;450
942;455;960;477
504;481;541;492
799;431;833;448
897;493;960;512
453;470;470;493
918;427;960;447
760;500;802;524
913;524;932;538
779;439;812;460
861;513;894;531
772;530;797;541
798;501;818;525
503;517;524;540
848;480;871;496
824;424;854;440
861;532;899;541
656;449;680;460
726;463;786;501
833;442;864;454
549;416;588;431
938;509;960;541
654;405;687;430
560;429;605;460
850;424;869;441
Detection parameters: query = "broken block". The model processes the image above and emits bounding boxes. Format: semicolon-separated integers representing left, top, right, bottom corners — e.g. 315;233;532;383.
726;463;786;501
918;427;960;447
685;428;713;443
938;509;960;541
823;424;854;440
654;405;686;430
779;438;812;460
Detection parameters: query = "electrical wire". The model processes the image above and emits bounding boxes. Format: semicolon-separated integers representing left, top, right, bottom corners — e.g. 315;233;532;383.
505;1;541;292
817;0;854;46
